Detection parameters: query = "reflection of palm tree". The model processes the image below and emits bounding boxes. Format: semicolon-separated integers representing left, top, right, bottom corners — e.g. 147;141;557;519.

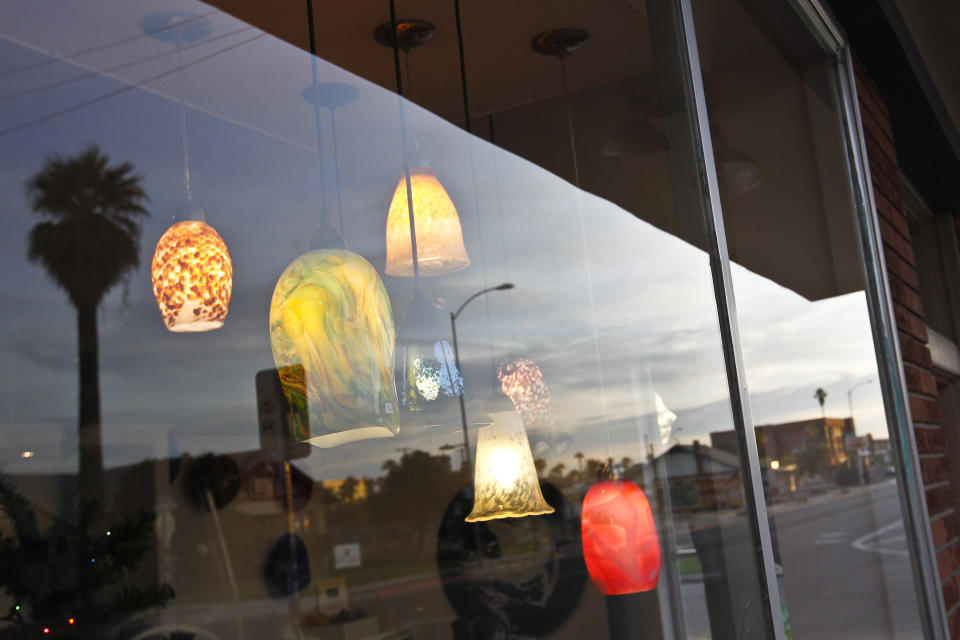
574;451;584;473
814;387;827;419
26;146;149;501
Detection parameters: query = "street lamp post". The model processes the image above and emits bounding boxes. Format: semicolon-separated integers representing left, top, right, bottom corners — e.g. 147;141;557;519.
847;379;873;485
449;283;514;472
847;379;873;424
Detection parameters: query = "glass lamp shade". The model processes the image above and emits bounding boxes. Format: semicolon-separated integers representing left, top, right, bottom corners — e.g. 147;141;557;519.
581;479;662;595
465;411;555;522
385;167;470;277
269;249;400;448
497;357;560;450
397;296;463;413
152;220;232;332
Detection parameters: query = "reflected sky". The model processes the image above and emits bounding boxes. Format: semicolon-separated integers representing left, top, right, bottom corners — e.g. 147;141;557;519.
0;0;888;482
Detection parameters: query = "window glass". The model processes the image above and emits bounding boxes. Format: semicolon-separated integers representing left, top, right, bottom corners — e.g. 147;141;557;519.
692;0;925;637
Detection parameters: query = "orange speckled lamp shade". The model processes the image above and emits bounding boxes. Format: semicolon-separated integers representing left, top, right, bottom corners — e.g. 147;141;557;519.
385;167;470;277
152;220;232;332
581;479;662;595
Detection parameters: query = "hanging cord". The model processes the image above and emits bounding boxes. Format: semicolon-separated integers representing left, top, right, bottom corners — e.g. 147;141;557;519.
559;55;612;457
388;0;421;284
329;107;345;233
306;0;332;232
453;0;497;388
488;114;516;344
173;32;195;210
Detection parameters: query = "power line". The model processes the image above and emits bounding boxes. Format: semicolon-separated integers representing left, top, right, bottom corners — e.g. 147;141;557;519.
0;33;265;139
0;10;220;80
0;26;254;103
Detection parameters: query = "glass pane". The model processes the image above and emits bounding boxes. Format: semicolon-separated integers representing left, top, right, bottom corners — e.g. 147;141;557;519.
0;1;773;638
691;0;925;637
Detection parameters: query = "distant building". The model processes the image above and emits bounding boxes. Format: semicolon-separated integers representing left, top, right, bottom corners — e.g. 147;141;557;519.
710;417;855;468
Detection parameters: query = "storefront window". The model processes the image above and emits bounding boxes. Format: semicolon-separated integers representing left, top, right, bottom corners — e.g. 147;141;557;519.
0;0;932;638
692;0;925;637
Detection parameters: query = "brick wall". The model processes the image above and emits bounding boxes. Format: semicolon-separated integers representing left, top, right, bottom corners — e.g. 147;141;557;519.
855;58;960;636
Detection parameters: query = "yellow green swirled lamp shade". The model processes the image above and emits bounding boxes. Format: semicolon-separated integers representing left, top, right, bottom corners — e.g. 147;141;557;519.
269;249;400;448
152;220;232;332
466;411;555;522
385;167;470;277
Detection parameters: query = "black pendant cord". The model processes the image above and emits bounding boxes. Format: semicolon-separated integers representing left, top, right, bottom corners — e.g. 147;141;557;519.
329;107;344;233
173;35;196;215
453;0;471;133
488;114;516;344
559;56;582;189
557;53;611;454
306;0;332;233
388;0;421;284
452;0;497;390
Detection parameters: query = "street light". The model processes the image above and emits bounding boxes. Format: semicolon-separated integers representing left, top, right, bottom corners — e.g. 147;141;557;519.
847;379;873;425
449;283;514;470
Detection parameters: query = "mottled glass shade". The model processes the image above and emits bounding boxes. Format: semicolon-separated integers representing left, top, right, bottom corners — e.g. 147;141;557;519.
497;356;568;454
465;411;554;522
396;296;463;415
385;167;470;277
581;479;661;595
269;249;399;448
152;220;232;332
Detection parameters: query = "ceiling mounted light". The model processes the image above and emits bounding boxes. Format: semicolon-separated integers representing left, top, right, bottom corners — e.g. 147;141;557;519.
145;12;232;332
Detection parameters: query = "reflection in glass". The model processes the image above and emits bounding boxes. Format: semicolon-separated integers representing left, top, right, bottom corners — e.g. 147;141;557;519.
151;218;232;332
269;249;399;447
396;293;463;414
466;411;554;522
385;167;470;277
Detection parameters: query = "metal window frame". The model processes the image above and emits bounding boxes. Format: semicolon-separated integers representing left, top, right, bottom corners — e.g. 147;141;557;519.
832;32;951;640
675;0;950;637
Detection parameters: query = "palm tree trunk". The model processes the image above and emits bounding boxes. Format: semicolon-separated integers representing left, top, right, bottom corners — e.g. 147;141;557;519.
77;302;104;503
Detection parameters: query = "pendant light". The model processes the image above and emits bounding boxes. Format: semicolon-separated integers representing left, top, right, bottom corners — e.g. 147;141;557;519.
581;469;662;595
145;12;233;333
269;3;399;448
533;28;662;591
377;12;465;423
465;411;555;522
376;18;470;278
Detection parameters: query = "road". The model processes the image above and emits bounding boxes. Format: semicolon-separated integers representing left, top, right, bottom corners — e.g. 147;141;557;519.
771;480;922;639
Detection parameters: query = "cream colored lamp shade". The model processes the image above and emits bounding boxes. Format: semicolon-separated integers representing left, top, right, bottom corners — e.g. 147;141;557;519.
466;411;555;522
152;220;232;332
385;167;470;277
269;249;400;448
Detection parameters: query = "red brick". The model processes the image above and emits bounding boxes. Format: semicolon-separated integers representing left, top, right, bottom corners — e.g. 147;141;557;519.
859;96;895;146
900;333;934;368
950;609;960;639
884;246;921;290
894;302;929;342
924;456;950;486
880;217;917;265
875;190;911;238
913;394;943;424
934;517;951;549
945;576;960;611
905;364;939;396
931;485;956;519
939;544;956;581
873;176;907;219
890;277;926;316
917;426;947;454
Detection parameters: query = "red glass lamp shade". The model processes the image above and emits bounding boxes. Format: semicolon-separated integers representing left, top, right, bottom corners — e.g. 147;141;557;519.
581;479;661;595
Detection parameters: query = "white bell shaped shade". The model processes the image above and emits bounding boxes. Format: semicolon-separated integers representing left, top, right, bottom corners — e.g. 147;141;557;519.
269;249;400;447
385;167;470;277
152;220;232;332
465;411;555;522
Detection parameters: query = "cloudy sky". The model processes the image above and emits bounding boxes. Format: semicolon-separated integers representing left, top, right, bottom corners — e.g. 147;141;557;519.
0;0;888;483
